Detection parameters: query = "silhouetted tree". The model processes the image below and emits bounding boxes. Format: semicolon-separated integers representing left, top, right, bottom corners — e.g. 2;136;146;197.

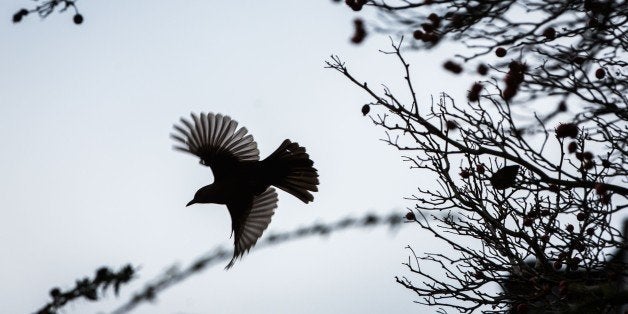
329;0;627;312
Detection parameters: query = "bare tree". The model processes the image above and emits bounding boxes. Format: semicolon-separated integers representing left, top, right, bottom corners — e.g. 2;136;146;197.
329;0;627;312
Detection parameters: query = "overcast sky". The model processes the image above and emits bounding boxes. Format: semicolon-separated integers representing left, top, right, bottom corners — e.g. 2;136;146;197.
0;1;473;313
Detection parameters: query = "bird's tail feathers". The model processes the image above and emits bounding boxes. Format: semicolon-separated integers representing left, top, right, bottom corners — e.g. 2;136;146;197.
266;139;319;203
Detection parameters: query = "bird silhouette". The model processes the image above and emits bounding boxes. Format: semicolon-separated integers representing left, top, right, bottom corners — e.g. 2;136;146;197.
171;113;319;268
490;165;519;190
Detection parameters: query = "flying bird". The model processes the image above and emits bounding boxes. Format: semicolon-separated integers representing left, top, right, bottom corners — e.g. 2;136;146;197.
171;113;319;268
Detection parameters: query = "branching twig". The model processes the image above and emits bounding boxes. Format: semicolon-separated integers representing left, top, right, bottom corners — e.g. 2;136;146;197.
35;265;136;314
110;211;430;314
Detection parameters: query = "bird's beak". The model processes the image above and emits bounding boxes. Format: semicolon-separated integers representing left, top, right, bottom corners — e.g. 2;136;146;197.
186;200;195;207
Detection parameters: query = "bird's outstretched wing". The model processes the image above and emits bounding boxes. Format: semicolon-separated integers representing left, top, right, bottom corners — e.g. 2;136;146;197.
171;113;259;180
225;187;278;269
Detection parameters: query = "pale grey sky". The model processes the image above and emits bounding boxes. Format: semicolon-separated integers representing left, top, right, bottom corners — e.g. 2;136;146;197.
0;1;471;313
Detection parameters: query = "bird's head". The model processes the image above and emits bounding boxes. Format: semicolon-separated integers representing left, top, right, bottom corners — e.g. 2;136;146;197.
186;184;220;206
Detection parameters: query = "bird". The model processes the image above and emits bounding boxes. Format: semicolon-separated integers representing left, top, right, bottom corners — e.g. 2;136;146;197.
170;112;319;268
489;165;519;190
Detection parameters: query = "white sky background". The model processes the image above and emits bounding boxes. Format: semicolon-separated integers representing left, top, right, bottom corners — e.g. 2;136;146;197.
0;1;475;313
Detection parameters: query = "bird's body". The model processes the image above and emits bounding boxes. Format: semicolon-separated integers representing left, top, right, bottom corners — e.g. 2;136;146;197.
171;113;319;268
192;161;266;205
